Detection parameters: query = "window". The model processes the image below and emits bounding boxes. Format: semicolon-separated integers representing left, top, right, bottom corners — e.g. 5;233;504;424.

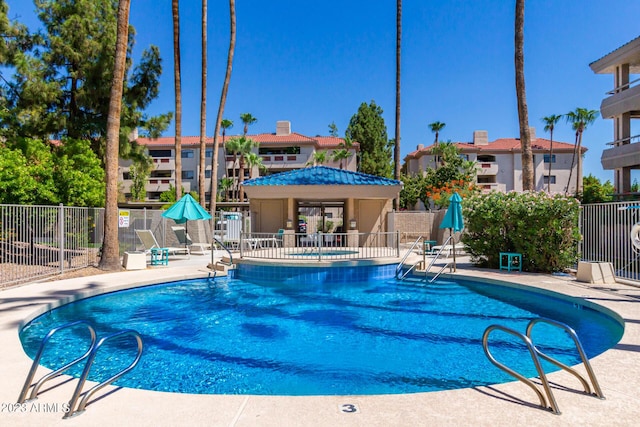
182;150;194;158
150;170;172;178
543;175;557;184
206;148;213;158
205;170;211;178
182;170;195;180
122;172;131;180
543;154;556;163
149;149;172;158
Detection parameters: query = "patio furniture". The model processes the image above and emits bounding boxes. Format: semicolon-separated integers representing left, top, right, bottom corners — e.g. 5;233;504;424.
500;252;522;272
172;226;211;254
150;248;169;266
135;230;190;258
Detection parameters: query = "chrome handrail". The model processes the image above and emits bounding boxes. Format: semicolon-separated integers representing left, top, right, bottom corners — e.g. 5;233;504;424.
483;324;561;414
526;318;604;399
396;236;423;279
18;320;97;403
64;330;144;418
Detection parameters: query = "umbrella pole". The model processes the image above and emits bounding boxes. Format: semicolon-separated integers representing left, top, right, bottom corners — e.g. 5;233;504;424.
451;228;456;272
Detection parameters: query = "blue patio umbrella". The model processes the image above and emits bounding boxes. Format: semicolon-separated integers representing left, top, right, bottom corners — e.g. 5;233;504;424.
162;194;212;242
439;192;464;271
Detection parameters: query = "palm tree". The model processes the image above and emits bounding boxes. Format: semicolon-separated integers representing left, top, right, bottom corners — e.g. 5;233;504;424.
225;136;241;201
245;152;266;179
220;118;233;191
100;0;130;270
218;177;233;201
240;112;257;135
542;114;562;193
198;0;208;206
307;150;328;166
515;0;534;191
172;0;182;201
209;0;236;218
565;108;599;195
237;136;257;201
428;121;445;144
331;137;354;169
394;0;402;210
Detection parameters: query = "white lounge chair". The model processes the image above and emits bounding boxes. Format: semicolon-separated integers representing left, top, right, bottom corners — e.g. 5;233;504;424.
135;229;190;258
171;226;211;255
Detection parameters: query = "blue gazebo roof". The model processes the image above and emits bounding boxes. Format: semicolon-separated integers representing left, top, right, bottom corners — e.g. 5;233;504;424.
243;166;401;187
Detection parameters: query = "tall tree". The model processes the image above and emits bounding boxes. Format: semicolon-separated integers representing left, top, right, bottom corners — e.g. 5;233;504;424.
225;136;241;201
0;0;171;157
198;0;208;206
331;137;354;170
236;136;257;201
565;108;599;195
220;118;233;192
428;121;446;144
346;100;392;177
394;0;402;209
172;0;182;201
542;114;562;193
209;0;236;217
240;112;257;135
328;122;338;137
100;0;130;271
515;0;534;190
307;150;328;166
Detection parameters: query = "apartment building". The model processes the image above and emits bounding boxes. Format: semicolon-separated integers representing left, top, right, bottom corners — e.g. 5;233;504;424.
403;128;585;194
118;121;359;201
591;36;640;194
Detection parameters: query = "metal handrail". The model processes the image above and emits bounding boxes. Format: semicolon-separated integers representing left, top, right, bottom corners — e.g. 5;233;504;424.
424;235;454;276
526;318;604;399
396;236;423;279
64;330;144;419
429;262;450;283
18;320;97;403
605;76;640;95
483;324;561;414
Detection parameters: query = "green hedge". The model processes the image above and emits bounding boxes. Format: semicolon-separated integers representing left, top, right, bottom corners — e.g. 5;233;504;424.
461;192;581;273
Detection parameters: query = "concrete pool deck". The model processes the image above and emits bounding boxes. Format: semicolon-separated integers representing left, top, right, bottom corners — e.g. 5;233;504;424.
1;253;640;426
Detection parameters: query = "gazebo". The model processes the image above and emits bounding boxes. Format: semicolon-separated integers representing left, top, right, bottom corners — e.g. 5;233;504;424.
242;166;402;239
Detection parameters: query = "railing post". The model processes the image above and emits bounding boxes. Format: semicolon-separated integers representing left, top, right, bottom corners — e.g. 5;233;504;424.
59;203;64;274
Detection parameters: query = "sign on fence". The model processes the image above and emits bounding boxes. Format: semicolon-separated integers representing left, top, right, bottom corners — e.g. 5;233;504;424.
118;210;130;228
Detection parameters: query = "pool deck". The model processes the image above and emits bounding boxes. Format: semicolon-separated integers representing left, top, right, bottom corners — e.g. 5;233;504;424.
1;252;640;426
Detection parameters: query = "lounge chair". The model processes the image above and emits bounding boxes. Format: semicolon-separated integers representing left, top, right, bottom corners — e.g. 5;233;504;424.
135;229;190;258
171;226;211;255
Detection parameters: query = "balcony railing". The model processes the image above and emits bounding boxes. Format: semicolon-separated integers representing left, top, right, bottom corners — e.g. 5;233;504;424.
606;76;640;95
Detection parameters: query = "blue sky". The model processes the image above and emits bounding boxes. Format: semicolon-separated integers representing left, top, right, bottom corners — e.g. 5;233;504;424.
7;1;640;183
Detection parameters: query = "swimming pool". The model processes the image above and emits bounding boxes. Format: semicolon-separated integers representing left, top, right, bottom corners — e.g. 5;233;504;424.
19;264;623;396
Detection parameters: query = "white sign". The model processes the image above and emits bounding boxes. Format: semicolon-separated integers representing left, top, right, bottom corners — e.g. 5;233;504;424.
118;210;130;228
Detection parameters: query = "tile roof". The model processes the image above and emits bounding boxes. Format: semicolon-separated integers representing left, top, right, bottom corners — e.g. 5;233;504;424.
243;166;401;187
135;133;357;149
405;137;583;160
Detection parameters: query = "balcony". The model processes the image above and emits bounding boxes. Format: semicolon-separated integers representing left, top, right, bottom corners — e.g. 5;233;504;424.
260;154;307;168
152;157;175;170
601;140;640;170
600;78;640;119
476;162;499;176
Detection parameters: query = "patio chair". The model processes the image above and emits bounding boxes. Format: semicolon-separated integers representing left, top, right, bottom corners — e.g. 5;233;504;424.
135;229;190;258
171;226;211;255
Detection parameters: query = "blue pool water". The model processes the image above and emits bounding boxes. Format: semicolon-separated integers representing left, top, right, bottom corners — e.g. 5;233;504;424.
19;265;623;395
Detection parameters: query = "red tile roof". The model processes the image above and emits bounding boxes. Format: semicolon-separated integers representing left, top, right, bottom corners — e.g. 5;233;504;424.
405;137;583;160
135;132;358;150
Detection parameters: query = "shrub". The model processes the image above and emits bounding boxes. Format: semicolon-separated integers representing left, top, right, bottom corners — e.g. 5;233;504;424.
461;192;580;273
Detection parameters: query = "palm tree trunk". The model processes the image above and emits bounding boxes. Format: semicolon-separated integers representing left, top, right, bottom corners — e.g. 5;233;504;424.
515;0;534;191
100;0;130;271
394;0;402;210
172;0;182;200
576;130;583;195
209;0;236;217
566;131;579;195
198;0;207;206
547;129;553;193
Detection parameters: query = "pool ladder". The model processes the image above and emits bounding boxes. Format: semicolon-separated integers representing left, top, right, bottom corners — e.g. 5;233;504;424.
209;237;234;280
396;236;452;282
18;320;144;419
482;317;604;415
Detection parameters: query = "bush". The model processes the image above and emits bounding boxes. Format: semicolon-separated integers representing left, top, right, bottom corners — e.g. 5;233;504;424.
461;192;580;273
